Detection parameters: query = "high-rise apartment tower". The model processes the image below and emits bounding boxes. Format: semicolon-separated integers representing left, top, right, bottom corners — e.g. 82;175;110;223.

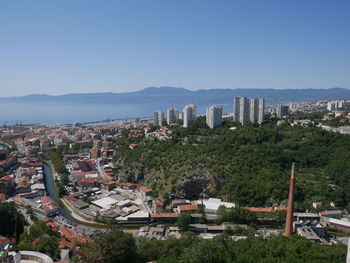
206;105;223;128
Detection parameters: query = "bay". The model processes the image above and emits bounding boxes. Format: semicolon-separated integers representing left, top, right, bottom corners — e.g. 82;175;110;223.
0;102;232;125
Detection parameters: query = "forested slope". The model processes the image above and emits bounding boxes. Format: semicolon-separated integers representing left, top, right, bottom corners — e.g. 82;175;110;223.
114;118;350;209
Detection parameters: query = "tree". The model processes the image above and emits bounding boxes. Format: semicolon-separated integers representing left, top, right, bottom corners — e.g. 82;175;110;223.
0;202;26;239
80;230;138;263
176;214;191;232
18;221;60;261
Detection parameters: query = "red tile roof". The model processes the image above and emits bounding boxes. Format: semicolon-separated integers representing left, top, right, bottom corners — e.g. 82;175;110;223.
65;194;76;201
244;207;274;213
151;213;179;218
138;185;152;193
1;176;13;181
178;204;198;211
0;193;6;200
0;235;9;244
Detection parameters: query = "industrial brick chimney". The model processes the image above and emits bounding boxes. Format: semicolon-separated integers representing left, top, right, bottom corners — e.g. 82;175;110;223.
284;162;296;237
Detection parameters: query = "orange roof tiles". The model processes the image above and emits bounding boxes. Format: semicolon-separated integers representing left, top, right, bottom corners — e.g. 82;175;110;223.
139;185;152;193
1;175;13;181
151;213;179;218
0;193;6;200
244;207;274;213
60;227;75;240
65;194;76;201
178;204;198;211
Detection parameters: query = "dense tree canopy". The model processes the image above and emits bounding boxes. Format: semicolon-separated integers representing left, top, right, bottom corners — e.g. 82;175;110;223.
0;202;25;242
80;230;138;263
18;220;61;260
114;119;350;209
47;150;68;175
80;230;347;263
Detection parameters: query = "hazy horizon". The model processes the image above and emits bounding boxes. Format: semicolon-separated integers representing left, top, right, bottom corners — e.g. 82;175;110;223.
1;0;350;96
1;86;350;98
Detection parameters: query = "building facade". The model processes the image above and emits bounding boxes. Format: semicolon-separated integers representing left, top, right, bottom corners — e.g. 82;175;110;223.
276;105;289;117
206;105;223;128
183;104;197;128
233;97;265;125
153;111;164;127
166;108;179;125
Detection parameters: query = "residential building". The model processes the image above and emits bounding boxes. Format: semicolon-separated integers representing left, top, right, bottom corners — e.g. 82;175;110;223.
249;98;259;124
206;105;223;128
258;98;265;124
153;111;164;127
166;108;178;125
276;105;289;117
233;97;265;124
327;100;345;111
183;104;197;128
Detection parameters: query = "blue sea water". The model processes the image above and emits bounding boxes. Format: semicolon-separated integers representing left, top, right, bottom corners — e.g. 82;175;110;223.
0;103;233;126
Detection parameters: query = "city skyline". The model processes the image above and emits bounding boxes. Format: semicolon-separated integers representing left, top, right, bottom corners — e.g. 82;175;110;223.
1;1;350;96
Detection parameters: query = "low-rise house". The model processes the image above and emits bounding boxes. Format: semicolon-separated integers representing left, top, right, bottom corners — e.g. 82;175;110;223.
152;197;164;213
0;235;10;250
312;202;323;209
101;181;116;191
147;226;165;240
176;204;199;213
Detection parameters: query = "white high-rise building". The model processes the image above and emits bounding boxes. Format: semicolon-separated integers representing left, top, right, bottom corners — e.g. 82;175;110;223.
239;97;250;124
233;97;241;123
183;104;197;128
166;108;178;125
233;97;265;125
178;112;184;120
327;100;345;111
258;98;265;124
206;105;223;128
249;98;259;124
153;111;164;127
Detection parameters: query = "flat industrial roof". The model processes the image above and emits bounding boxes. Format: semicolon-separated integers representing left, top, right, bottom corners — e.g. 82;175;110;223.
196;198;235;211
91;197;118;209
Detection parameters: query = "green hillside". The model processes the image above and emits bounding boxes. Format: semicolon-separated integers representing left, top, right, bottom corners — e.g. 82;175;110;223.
114;118;350;210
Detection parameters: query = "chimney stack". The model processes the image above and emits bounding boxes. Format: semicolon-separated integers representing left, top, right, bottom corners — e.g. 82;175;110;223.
284;162;296;237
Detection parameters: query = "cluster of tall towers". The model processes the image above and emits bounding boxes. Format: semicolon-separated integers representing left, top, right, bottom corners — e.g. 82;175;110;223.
153;96;265;128
233;97;265;125
153;104;197;127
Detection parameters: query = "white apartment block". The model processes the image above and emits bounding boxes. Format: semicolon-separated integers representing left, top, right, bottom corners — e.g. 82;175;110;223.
233;97;265;125
206;105;223;128
153;111;164;127
166;108;179;125
183;104;197;128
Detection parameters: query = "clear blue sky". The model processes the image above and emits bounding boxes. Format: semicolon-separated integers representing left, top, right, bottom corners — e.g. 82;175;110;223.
1;0;350;96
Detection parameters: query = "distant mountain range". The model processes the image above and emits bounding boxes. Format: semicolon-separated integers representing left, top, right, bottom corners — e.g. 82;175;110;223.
1;87;350;106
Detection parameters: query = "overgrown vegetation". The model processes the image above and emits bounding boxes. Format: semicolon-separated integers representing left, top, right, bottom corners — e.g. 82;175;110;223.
0;202;25;242
79;230;346;263
47;150;69;196
114;118;350;210
18;221;61;261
